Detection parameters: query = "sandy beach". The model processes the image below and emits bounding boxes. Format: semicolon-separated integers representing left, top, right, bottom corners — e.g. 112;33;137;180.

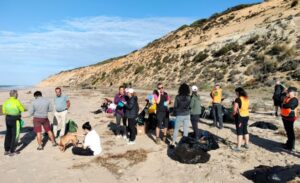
0;87;299;183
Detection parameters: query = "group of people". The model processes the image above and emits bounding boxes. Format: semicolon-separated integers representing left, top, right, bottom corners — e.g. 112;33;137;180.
1;81;298;157
113;81;299;152
2;87;101;156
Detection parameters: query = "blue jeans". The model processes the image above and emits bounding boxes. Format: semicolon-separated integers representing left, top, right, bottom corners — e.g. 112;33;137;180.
172;115;190;143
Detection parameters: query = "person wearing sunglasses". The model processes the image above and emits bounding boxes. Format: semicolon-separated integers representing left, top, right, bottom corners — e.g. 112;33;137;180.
154;83;170;144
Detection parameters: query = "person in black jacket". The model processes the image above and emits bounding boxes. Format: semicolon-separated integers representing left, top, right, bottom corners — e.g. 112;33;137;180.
280;87;298;151
273;80;286;116
171;83;191;146
124;88;139;145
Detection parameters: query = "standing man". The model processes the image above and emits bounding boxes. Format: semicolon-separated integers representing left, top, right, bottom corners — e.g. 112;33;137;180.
154;83;170;144
29;91;57;150
2;90;25;156
53;87;70;138
273;80;286;116
210;83;223;129
281;87;298;151
114;86;127;139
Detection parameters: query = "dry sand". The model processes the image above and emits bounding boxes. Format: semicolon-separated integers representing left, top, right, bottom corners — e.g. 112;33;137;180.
0;87;299;183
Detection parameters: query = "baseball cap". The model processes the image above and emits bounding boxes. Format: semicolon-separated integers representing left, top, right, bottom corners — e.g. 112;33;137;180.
192;85;198;92
128;88;134;94
288;87;297;93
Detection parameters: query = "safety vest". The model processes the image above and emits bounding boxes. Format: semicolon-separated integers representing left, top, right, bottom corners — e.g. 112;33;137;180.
211;89;222;104
281;97;299;118
239;96;250;117
2;97;25;116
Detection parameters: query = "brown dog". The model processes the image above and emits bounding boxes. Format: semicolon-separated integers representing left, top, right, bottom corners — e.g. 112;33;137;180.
59;133;78;152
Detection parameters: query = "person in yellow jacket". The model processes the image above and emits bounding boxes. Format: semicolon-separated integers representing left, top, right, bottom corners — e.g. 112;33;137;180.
232;87;250;152
280;87;298;151
210;83;223;129
2;90;25;156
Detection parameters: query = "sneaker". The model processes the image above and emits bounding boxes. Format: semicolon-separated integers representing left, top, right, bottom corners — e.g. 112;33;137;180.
232;147;241;152
37;145;44;151
52;142;58;147
123;135;127;140
127;141;135;145
4;151;9;156
116;135;122;139
155;137;161;144
243;144;250;149
8;151;20;157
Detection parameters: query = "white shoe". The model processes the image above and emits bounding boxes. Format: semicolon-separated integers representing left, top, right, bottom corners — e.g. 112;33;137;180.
127;141;135;145
123;135;127;140
116;135;122;139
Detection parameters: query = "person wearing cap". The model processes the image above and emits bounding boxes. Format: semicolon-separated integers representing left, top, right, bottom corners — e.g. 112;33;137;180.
280;87;299;151
272;80;286;117
190;85;202;140
2;90;25;156
210;83;223;129
124;88;139;145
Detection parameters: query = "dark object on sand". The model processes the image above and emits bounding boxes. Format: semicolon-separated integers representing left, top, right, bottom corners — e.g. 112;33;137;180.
243;164;300;183
250;121;278;130
92;109;103;114
173;135;219;164
202;106;234;123
136;102;151;126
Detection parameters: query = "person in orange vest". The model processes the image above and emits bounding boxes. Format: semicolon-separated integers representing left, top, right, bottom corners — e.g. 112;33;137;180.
210;83;223;129
281;87;298;151
232;87;250;152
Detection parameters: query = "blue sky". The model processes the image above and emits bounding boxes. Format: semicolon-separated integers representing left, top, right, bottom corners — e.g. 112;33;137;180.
0;0;262;85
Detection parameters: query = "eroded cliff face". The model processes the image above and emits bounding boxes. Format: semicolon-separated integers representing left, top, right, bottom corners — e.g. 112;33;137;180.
39;0;300;89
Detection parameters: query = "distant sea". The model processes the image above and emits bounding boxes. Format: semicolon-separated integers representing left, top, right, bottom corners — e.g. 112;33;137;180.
0;85;31;92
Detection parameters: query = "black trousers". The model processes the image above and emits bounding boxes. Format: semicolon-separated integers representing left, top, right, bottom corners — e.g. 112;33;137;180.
191;114;200;140
4;116;19;153
148;113;157;131
72;147;94;156
282;118;295;149
115;113;127;136
128;118;137;141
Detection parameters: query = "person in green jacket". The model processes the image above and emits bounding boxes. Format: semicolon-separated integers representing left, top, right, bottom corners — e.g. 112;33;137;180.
190;85;202;140
2;90;25;156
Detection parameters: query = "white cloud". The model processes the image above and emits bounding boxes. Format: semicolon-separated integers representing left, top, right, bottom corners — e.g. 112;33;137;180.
0;16;193;85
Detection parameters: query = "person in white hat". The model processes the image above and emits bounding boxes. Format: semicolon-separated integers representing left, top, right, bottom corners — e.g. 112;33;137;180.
124;88;139;145
190;85;202;140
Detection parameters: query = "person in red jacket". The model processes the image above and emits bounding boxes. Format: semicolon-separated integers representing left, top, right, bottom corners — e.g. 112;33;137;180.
281;87;298;151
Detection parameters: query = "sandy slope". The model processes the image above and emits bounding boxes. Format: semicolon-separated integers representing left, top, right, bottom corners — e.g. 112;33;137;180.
0;87;299;183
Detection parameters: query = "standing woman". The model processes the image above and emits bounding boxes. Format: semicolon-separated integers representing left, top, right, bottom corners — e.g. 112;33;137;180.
124;88;139;145
232;87;250;152
171;83;191;146
190;85;202;140
281;87;298;151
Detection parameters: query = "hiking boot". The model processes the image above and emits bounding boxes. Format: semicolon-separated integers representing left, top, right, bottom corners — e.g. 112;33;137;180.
232;147;241;152
4;151;9;156
37;145;44;151
155;137;161;144
243;144;250;149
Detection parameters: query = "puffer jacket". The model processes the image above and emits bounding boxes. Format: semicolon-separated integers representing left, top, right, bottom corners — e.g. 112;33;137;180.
125;96;139;119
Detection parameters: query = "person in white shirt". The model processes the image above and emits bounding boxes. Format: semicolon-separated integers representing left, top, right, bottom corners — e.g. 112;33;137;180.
72;122;102;156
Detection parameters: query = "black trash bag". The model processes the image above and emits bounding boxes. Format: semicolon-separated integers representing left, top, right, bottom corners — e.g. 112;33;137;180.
243;164;300;183
136;102;150;126
223;107;234;124
92;109;103;114
188;131;220;151
173;137;211;164
249;121;278;130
